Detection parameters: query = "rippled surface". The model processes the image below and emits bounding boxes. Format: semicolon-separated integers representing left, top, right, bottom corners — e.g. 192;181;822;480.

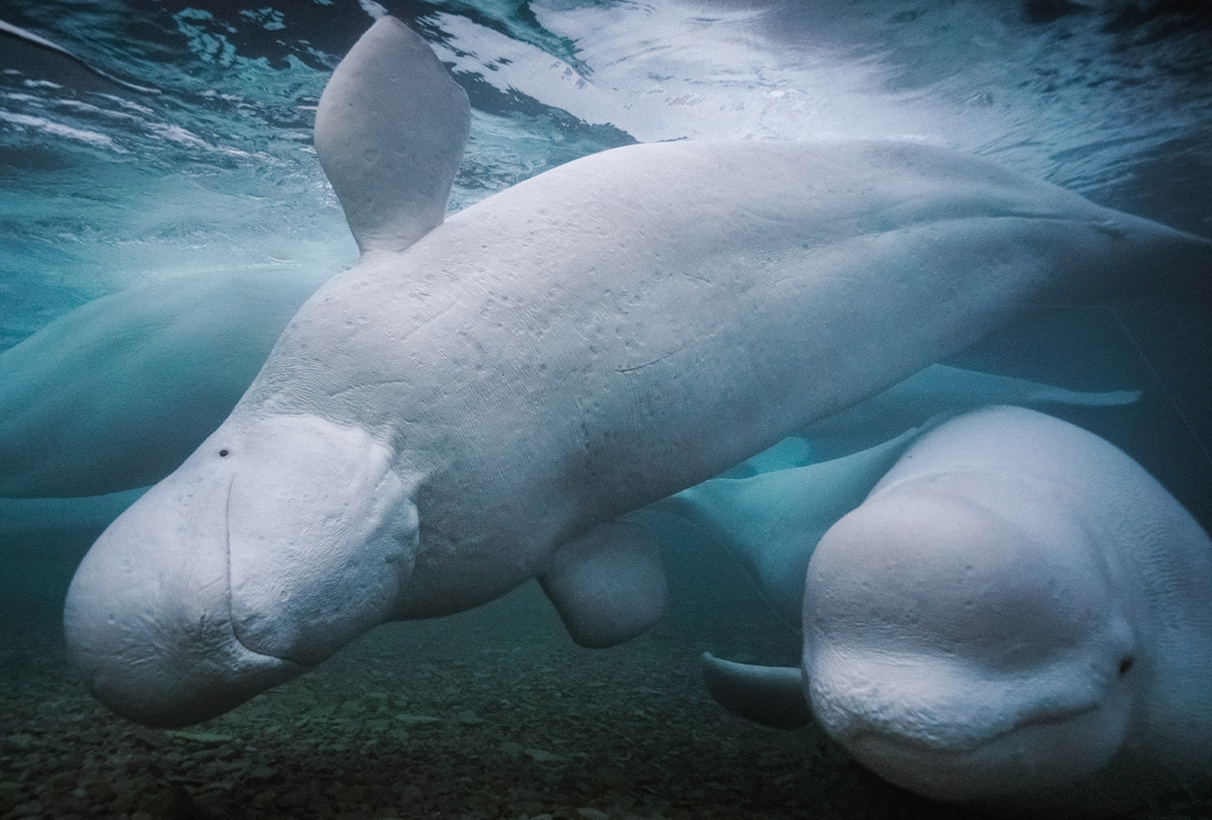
3;1;1210;344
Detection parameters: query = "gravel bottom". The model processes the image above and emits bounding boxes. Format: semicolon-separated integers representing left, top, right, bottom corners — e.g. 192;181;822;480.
2;545;1210;819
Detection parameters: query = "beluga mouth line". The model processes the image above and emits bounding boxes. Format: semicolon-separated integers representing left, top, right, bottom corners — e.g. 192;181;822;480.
848;697;1106;756
220;472;291;666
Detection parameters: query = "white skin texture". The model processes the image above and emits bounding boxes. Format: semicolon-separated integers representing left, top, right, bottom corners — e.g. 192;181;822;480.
804;407;1212;816
64;19;1212;728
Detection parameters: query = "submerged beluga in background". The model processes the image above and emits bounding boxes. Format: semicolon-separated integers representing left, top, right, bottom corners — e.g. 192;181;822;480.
65;14;1212;756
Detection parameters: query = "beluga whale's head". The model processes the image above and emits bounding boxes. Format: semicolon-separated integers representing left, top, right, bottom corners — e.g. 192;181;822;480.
64;413;418;726
63;15;469;727
802;466;1139;805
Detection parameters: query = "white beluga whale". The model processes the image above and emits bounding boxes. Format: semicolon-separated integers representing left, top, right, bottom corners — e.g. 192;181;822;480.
64;17;1212;727
703;406;1212;816
633;364;1139;624
0;15;469;500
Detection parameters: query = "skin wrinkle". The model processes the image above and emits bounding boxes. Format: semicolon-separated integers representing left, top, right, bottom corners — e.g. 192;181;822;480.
326;379;417;400
614;348;682;373
224;473;307;668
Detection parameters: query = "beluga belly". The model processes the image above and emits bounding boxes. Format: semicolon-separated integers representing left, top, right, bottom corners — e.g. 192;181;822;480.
64;16;1212;727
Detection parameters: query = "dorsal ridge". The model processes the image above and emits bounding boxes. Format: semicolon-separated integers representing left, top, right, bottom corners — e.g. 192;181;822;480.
314;16;471;255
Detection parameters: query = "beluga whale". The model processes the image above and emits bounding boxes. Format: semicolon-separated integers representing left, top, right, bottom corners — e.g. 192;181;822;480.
703;406;1212;816
64;16;1212;727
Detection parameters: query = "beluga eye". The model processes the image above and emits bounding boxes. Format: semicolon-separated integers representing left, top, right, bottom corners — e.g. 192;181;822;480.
219;449;230;458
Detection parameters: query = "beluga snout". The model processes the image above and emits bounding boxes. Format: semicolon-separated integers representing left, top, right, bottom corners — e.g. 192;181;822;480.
64;413;417;727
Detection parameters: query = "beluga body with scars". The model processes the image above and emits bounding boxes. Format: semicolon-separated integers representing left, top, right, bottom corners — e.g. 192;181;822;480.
64;16;1212;727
